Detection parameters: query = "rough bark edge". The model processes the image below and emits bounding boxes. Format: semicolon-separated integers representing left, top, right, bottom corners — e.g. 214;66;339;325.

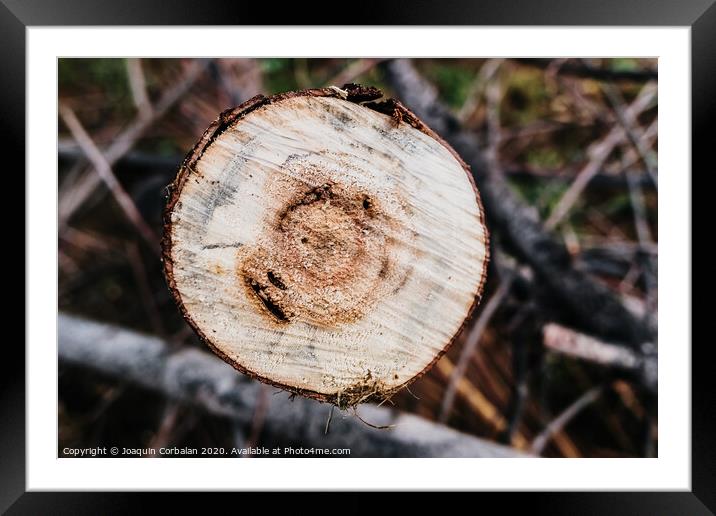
161;84;490;407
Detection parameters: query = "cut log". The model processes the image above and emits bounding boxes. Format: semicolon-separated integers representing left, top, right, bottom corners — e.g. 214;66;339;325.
162;84;489;407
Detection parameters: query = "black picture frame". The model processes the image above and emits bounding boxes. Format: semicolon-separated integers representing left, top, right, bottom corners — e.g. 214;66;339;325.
5;0;710;512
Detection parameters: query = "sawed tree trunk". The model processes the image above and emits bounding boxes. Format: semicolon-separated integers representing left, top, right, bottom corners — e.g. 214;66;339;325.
162;84;489;407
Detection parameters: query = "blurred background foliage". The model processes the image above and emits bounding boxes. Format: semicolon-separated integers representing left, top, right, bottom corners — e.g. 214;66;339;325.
58;57;657;457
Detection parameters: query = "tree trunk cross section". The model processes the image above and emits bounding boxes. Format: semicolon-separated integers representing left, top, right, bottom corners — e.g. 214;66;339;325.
163;85;489;407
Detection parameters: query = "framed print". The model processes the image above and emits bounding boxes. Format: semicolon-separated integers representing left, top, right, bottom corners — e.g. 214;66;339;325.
5;0;711;511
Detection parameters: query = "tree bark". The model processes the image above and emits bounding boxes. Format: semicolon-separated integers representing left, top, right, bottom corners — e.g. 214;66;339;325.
162;85;489;407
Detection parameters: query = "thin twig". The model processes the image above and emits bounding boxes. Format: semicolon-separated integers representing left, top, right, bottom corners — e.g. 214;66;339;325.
457;58;503;123
125;58;152;116
626;168;654;249
621;133;657;316
107;59;210;165
559;73;610;125
502;118;657;190
618;118;658;173
602;83;658;188
351;407;396;430
625;162;658;327
58;104;160;254
484;62;504;174
58;158;90;217
530;385;604;455
439;278;513;422
545;82;657;230
58;143;181;172
503;118;656;191
326;58;385;88
59;59;209;227
618;261;642;294
324;405;335;435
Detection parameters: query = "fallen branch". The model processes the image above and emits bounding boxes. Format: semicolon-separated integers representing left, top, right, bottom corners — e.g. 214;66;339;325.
457;58;504;123
382;59;655;347
58;59;209;227
530;385;604;455
59;104;160;254
543;323;657;394
125;58;152;116
58;313;528;458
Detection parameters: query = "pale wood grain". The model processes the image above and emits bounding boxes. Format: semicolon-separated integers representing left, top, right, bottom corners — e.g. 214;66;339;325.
165;90;488;405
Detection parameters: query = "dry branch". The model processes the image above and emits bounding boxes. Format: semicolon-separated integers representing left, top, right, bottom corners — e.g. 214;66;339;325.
543;323;657;393
126;58;152;115
59;104;160;253
382;59;655;348
59;59;209;227
530;385;603;455
58;313;528;458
